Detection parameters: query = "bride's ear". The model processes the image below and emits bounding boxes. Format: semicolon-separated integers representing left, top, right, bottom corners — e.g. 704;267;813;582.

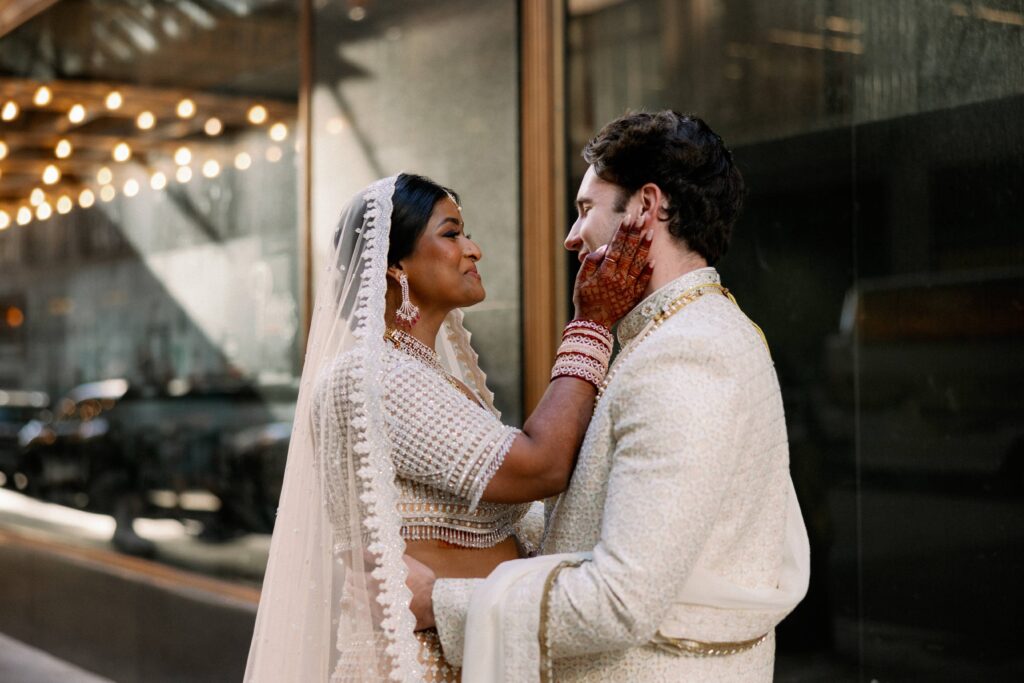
386;263;403;284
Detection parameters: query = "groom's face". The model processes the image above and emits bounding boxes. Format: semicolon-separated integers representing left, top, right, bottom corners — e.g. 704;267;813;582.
565;165;633;262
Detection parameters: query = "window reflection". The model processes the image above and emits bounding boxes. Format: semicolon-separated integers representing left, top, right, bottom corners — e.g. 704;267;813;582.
568;0;1024;679
0;0;300;573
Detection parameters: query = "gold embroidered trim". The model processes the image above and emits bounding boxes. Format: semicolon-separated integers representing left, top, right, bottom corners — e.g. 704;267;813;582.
650;631;769;657
538;558;586;683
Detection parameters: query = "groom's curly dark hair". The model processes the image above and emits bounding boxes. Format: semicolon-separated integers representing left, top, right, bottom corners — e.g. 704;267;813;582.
583;110;745;266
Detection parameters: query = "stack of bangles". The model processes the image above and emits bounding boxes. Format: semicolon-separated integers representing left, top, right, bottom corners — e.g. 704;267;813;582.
550;320;614;389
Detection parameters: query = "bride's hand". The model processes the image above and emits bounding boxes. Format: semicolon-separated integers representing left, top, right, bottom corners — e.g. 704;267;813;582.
404;554;437;631
573;214;654;329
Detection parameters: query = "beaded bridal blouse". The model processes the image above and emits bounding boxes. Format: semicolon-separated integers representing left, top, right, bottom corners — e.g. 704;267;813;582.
315;330;529;551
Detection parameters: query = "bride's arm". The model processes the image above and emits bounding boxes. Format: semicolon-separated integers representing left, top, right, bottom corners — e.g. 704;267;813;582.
481;218;653;504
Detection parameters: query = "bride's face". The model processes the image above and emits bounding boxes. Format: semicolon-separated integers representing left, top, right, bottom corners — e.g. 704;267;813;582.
402;197;485;311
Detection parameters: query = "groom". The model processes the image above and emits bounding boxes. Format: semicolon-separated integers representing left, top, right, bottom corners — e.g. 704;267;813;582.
416;111;809;681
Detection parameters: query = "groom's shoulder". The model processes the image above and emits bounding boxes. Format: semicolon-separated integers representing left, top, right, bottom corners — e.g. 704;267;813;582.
647;293;769;369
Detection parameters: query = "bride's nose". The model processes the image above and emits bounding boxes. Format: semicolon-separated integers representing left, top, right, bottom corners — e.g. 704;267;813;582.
465;239;482;262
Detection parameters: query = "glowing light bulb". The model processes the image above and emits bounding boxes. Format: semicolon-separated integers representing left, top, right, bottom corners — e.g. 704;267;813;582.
68;104;86;124
176;166;192;183
42;164;61;185
112;142;131;162
55;139;72;158
56;196;73;214
247;104;268;125
265;145;282;163
79;189;95;208
33;86;52;106
123;178;140;197
136;111;155;130
100;185;116;202
176;98;196;118
36;202;53;221
150;172;167;190
105;91;123;110
201;159;220;178
174;146;192;165
234;152;252;171
97;166;113;185
0;141;7;160
30;188;45;206
17;207;32;225
2;101;19;121
0;211;9;230
269;123;288;141
204;117;222;136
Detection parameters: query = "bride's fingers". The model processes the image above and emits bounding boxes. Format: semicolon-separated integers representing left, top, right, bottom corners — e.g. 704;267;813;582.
601;213;634;270
626;229;653;282
577;244;606;283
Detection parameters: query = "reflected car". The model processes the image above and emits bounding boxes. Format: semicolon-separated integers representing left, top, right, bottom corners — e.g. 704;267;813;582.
0;389;50;490
14;378;296;551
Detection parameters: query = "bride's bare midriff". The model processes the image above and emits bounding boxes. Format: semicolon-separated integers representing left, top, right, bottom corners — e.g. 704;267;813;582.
405;537;520;579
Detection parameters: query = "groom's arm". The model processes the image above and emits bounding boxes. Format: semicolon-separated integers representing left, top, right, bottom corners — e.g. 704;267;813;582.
540;328;748;659
432;578;480;666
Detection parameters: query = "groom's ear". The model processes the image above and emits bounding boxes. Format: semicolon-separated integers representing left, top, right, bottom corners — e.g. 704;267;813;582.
637;183;661;225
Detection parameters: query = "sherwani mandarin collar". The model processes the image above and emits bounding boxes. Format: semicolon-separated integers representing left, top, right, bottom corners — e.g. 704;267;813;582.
616;266;721;347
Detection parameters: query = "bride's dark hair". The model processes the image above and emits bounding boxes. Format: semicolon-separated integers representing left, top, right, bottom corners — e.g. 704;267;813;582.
388;173;461;266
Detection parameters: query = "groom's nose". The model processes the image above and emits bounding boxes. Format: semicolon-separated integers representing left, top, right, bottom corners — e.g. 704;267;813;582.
564;220;583;252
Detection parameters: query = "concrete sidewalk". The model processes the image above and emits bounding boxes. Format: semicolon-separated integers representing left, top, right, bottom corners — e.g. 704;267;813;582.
0;632;114;683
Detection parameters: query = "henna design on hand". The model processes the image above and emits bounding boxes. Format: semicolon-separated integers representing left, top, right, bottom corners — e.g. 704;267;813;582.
573;214;654;329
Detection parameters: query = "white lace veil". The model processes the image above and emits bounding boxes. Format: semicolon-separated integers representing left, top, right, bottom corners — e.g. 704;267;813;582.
245;175;498;682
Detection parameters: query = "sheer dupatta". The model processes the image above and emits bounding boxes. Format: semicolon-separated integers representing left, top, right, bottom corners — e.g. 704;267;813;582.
245;176;502;682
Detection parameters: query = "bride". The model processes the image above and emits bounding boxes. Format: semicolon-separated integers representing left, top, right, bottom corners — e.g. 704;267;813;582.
244;174;651;682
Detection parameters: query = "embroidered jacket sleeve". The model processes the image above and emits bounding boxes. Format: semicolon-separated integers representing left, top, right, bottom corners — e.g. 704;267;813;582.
540;329;748;658
383;355;520;511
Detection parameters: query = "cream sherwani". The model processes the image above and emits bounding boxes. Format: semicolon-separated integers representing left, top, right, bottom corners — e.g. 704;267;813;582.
433;268;809;682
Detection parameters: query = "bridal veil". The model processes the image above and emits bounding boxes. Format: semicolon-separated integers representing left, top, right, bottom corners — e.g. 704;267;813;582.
244;176;499;682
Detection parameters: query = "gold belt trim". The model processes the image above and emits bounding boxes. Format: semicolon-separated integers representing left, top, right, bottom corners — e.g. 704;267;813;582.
651;631;769;657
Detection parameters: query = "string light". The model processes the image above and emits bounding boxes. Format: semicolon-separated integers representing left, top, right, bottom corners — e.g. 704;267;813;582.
175;166;192;183
68;104;86;124
33;86;52;106
0;211;9;230
123;178;140;197
2;102;19;121
42;164;61;185
97;166;113;185
56;196;73;214
0;141;7;160
269;123;288;141
176;98;196;118
204;117;222;136
30;189;45;206
174;146;192;165
105;91;123;110
265;145;282;163
202;159;220;178
55;139;72;158
136;111;155;130
150;171;167;190
234;152;252;170
247;104;268;125
79;189;95;208
35;202;53;221
100;185;116;202
112;142;132;162
17;207;32;225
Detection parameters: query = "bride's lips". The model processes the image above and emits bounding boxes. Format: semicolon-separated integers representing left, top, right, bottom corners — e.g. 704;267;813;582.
466;267;481;280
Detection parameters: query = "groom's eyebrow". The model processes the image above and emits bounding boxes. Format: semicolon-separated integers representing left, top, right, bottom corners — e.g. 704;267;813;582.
575;196;592;211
